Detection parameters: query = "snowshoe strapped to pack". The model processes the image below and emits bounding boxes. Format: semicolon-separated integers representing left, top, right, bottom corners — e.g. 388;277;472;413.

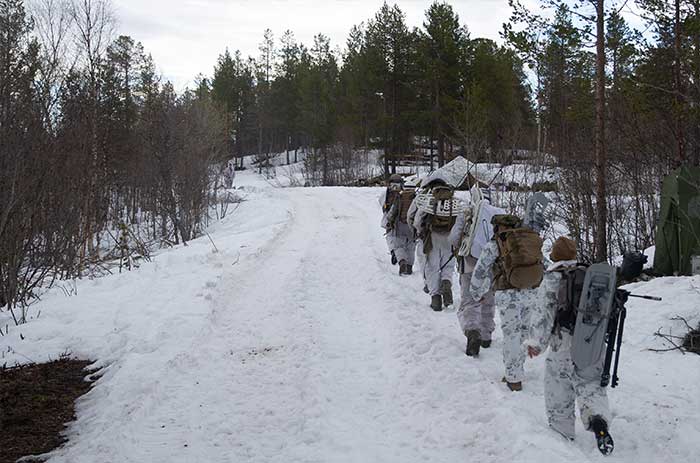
492;214;544;290
415;189;464;235
572;263;618;382
524;192;550;233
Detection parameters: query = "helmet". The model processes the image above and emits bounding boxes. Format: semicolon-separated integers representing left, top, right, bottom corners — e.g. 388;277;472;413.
389;174;404;184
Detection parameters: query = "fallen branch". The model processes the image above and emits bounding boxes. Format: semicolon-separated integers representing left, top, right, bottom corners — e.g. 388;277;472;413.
650;316;700;356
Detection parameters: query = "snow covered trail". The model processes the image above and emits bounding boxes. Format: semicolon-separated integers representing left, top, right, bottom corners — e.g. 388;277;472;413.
3;171;700;463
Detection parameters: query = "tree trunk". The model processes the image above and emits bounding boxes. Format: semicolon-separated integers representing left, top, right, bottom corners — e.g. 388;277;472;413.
594;0;608;262
674;0;685;167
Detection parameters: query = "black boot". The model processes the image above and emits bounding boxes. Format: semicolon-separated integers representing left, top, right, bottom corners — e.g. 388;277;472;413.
399;260;407;276
465;330;481;357
440;280;453;307
481;339;492;348
431;294;443;311
391;251;397;265
590;416;614;456
406;265;413;275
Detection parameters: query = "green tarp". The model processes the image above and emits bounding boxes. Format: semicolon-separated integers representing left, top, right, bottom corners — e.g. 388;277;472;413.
654;167;700;276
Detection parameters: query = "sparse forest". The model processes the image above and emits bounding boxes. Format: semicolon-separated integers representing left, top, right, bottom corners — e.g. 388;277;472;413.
2;1;700;462
205;0;700;262
3;0;700;319
1;0;229;323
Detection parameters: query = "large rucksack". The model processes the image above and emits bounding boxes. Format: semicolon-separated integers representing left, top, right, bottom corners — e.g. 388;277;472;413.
492;214;544;290
428;187;457;233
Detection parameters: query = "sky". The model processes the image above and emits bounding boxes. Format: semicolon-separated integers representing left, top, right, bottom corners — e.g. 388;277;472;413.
113;0;647;91
114;0;518;90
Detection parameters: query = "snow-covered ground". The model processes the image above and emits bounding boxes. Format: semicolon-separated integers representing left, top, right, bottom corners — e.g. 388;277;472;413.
2;171;699;463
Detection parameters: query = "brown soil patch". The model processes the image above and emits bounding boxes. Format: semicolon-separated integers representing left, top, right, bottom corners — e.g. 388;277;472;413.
0;358;94;463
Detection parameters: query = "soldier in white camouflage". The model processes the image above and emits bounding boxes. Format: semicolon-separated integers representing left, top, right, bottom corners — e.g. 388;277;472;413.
469;199;549;391
470;242;537;391
386;180;418;275
524;237;613;453
379;174;404;265
413;182;459;311
449;201;497;357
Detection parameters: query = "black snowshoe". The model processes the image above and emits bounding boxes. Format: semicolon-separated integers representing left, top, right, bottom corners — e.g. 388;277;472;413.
431;294;443;311
465;330;481;357
590;416;614;456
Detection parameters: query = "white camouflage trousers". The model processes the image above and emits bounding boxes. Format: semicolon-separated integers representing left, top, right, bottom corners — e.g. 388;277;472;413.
457;257;495;340
392;222;416;266
545;332;611;439
496;288;536;383
385;233;396;255
424;232;454;296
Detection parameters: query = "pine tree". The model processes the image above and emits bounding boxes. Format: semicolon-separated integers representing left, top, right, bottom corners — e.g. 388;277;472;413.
421;1;467;166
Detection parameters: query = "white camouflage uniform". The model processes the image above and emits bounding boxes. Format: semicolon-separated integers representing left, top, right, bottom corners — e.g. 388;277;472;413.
379;190;398;258
413;208;455;297
387;200;416;266
525;261;611;439
470;240;536;383
407;197;424;263
449;210;496;340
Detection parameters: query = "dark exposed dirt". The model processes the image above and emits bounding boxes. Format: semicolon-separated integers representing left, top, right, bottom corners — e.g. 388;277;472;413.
0;359;95;463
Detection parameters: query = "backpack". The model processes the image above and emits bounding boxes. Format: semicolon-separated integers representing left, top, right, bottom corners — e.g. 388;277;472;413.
431;213;456;233
384;187;400;213
397;190;416;224
552;263;623;386
492;214;544;290
552;264;588;333
426;187;457;233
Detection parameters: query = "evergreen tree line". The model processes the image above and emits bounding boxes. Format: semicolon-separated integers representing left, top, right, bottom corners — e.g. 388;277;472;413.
204;0;700;260
0;0;228;322
204;1;535;184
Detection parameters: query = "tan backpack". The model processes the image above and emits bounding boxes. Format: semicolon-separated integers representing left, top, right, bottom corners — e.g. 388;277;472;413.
397;190;415;224
492;214;544;290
